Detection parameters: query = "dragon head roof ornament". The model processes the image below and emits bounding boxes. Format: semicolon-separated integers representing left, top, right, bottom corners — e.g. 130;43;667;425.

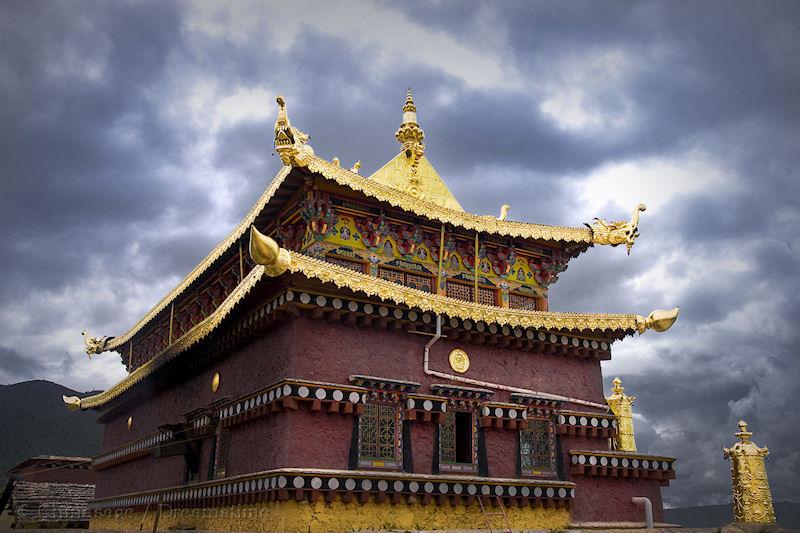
274;94;314;167
588;203;646;254
82;330;113;358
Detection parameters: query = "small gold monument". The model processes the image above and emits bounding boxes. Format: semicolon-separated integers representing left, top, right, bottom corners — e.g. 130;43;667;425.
723;420;776;524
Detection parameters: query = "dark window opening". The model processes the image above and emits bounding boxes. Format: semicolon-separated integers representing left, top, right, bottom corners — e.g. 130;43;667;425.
455;411;472;464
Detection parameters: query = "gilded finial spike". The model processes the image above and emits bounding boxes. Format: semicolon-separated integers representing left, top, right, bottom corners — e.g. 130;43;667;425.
249;225;292;277
724;420;775;523
395;88;426;185
606;377;637;451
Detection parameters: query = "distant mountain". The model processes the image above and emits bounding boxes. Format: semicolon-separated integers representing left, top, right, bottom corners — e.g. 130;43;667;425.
666;501;800;528
0;380;102;482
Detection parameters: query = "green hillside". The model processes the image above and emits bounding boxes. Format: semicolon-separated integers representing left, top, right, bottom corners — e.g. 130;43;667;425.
0;380;102;481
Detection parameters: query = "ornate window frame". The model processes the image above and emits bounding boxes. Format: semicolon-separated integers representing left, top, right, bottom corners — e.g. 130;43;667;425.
519;415;556;477
357;400;403;469
439;406;478;474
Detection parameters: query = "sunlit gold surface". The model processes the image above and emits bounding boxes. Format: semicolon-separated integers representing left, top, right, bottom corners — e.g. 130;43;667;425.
211;372;220;393
724;421;776;523
448;349;470;373
126;416;132;430
370;90;463;211
249;225;291;276
636;307;680;333
606;377;637;451
274;94;314;167
589;203;646;254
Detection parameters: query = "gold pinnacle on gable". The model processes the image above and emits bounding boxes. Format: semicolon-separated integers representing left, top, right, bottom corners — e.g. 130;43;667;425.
723;420;776;524
606;377;637;451
395;88;426;193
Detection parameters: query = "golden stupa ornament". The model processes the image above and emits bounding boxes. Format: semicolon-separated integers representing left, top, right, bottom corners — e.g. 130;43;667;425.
606;377;636;451
395;89;426;197
723;420;776;524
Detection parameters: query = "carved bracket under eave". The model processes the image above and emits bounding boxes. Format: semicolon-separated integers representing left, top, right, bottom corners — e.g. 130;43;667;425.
587;203;646;254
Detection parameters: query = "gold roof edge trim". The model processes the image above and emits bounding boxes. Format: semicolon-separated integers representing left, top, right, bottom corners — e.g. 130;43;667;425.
65;264;266;410
285;249;638;332
94;166;292;354
304;155;593;242
67;242;673;410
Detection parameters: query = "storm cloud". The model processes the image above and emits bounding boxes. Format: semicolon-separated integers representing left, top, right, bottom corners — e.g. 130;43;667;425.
1;0;798;507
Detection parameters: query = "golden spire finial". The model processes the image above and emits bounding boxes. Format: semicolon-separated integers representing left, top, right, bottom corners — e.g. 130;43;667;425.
724;420;776;523
395;88;426;191
606;377;637;451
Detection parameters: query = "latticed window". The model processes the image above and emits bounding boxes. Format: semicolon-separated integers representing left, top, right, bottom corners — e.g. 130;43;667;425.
477;286;497;306
440;411;475;471
509;292;537;311
378;267;433;293
446;280;474;302
378;267;404;284
520;418;555;475
406;273;432;292
359;403;398;462
326;255;365;272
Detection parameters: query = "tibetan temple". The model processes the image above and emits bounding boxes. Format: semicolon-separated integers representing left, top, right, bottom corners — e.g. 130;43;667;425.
65;91;680;531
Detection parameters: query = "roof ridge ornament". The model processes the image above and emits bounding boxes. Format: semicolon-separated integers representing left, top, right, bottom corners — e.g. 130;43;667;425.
588;203;646;254
635;307;680;334
395;88;426;197
723;420;776;523
274;94;314;167
249;225;291;277
82;330;113;358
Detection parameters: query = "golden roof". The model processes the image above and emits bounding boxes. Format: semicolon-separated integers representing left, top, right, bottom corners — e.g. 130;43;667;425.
369;153;464;212
80;92;652;361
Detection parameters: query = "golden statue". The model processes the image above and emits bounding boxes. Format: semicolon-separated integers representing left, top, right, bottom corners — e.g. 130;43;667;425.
723;420;776;524
588;203;646;254
606;377;636;451
274;94;314;167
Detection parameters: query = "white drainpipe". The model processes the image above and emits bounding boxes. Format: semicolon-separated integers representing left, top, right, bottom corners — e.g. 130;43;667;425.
423;315;610;410
631;496;654;528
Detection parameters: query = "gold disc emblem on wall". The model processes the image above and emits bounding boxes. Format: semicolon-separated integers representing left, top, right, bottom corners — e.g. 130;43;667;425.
211;372;221;393
448;349;470;373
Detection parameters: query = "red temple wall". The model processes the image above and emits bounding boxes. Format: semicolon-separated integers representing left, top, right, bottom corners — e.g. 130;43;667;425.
95;455;185;499
409;421;436;474
100;322;300;451
483;428;518;478
291;318;605;407
570;476;665;523
225;413;292;476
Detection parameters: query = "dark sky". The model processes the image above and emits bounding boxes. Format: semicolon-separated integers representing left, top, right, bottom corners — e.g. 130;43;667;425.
1;0;798;507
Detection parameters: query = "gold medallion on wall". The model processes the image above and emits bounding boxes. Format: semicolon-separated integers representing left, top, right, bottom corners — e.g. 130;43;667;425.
449;348;470;373
211;372;221;393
